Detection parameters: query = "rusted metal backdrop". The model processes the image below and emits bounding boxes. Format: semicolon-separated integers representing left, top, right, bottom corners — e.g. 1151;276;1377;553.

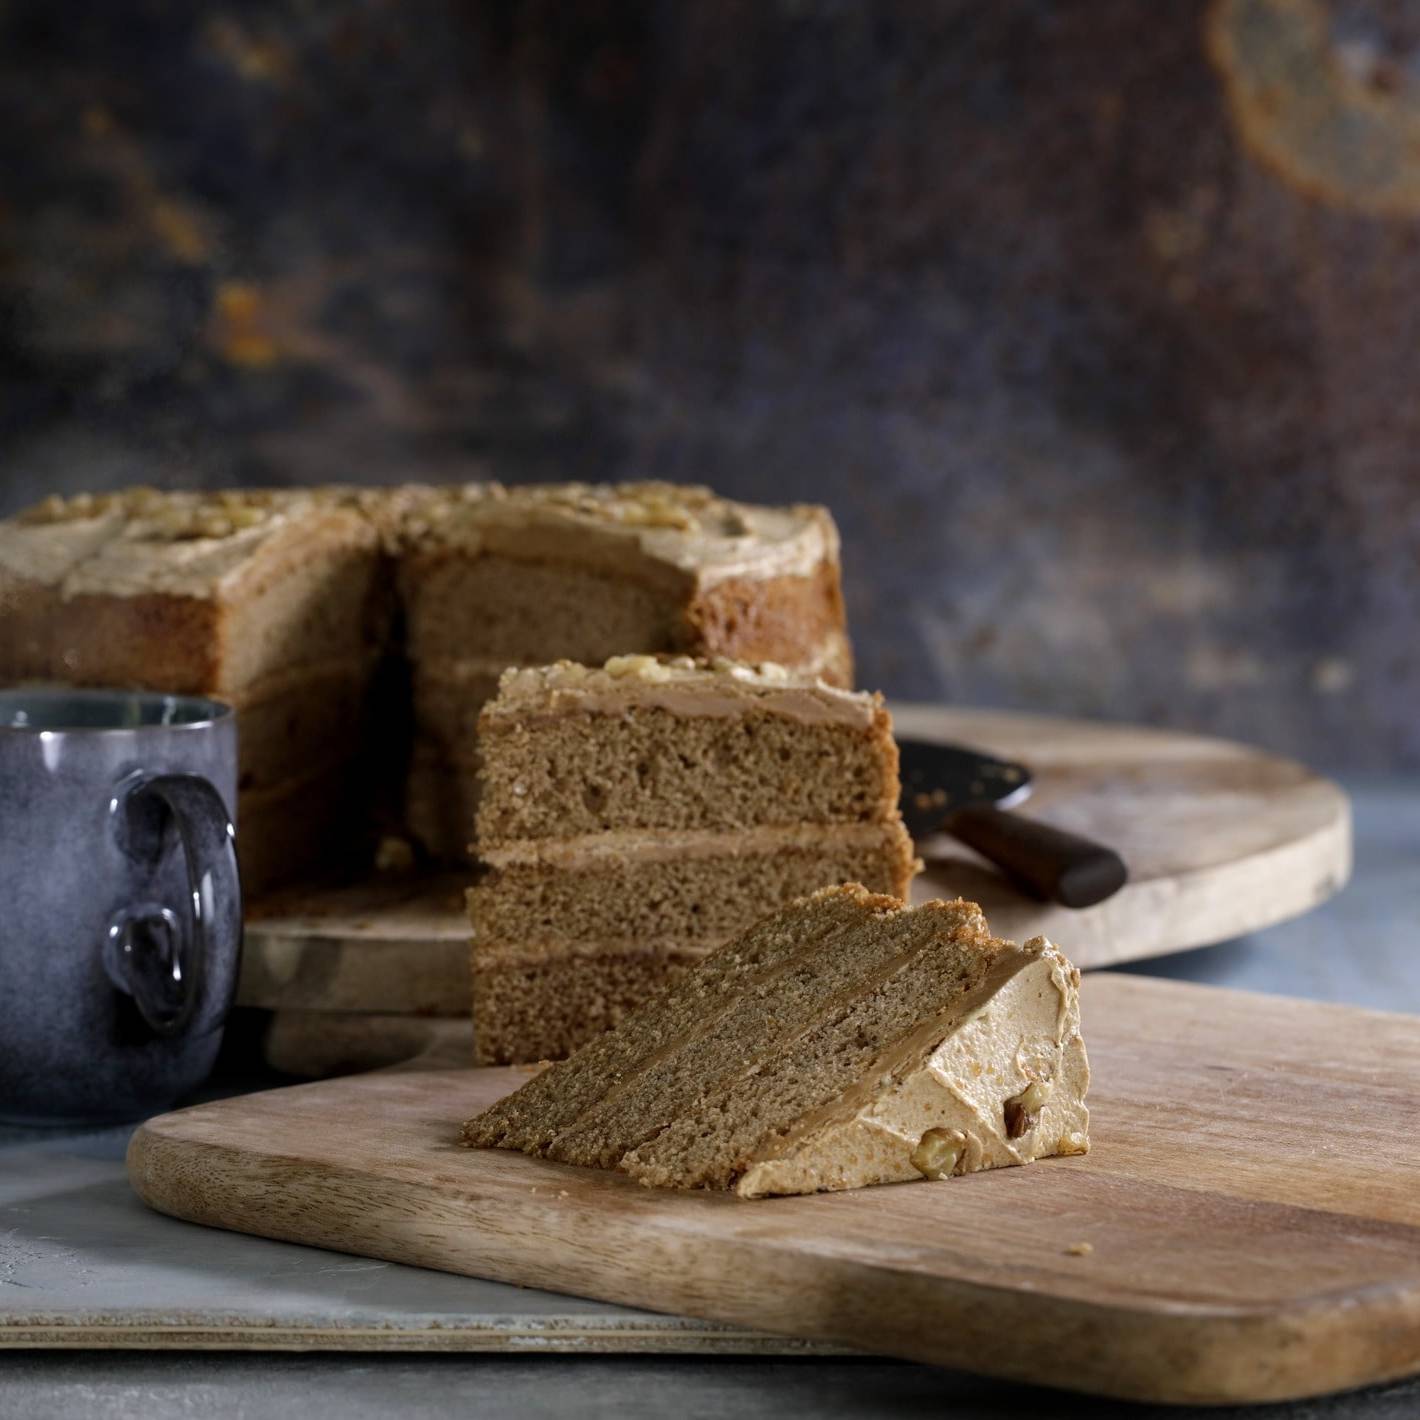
1;1;1416;766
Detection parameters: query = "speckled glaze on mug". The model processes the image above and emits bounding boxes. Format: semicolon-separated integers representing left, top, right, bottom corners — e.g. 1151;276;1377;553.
0;689;242;1125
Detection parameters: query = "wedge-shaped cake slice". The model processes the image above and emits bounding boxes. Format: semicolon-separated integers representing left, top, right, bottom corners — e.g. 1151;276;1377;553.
463;884;1089;1197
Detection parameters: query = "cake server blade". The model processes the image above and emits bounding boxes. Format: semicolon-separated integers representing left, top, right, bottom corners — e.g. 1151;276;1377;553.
897;738;1127;910
898;740;1033;835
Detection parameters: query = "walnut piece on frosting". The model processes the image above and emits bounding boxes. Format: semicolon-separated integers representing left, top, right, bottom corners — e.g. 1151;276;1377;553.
528;481;753;538
611;490;698;532
16;491;119;525
15;486;282;542
142;490;280;542
594;654;805;687
1004;1076;1055;1139
603;654;676;682
910;1127;968;1180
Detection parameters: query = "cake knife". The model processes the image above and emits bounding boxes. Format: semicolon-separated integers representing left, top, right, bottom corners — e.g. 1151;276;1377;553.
897;739;1127;909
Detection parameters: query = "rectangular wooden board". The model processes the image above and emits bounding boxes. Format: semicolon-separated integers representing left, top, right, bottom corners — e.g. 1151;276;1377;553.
128;975;1420;1405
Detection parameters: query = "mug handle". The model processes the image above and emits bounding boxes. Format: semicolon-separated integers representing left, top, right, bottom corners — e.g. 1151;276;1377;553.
104;773;243;1038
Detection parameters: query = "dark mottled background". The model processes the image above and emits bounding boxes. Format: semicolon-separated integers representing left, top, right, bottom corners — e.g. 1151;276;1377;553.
2;0;1417;768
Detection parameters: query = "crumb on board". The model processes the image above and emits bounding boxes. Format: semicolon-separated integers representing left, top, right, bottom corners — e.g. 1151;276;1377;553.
1064;1241;1094;1257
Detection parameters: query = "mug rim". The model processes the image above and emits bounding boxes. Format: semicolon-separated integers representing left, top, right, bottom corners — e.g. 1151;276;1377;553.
0;686;234;735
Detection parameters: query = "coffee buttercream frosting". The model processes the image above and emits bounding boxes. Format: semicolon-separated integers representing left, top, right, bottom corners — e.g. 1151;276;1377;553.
732;939;1089;1198
0;482;837;601
486;655;878;729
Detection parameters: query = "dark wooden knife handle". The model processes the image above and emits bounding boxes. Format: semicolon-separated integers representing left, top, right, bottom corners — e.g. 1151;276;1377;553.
945;804;1128;908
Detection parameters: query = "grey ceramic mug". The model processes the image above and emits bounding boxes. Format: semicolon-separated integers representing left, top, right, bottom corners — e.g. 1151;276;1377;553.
0;689;242;1125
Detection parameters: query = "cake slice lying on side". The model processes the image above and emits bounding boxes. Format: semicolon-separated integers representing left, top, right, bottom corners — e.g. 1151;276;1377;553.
463;884;1089;1197
468;658;919;1064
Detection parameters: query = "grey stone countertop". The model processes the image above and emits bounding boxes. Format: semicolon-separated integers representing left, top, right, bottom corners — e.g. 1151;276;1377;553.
2;774;1418;1419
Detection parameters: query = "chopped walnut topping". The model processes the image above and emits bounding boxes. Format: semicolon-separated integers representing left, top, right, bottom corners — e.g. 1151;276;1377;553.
615;495;696;531
16;495;69;525
16;486;287;541
528;481;726;533
153;490;285;541
603;654;675;682
711;657;794;684
910;1127;968;1181
17;491;117;524
124;486;167;514
148;502;263;541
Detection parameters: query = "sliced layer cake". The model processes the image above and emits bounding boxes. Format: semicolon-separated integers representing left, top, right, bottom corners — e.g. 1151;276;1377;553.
468;656;919;1064
464;884;1090;1197
0;480;852;892
394;481;852;861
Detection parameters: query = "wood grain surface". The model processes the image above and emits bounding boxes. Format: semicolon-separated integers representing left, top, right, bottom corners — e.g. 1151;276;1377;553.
242;873;470;1016
130;974;1420;1406
239;705;1351;1015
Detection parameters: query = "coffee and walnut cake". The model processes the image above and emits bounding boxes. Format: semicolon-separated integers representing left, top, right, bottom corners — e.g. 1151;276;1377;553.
0;482;852;892
464;884;1090;1198
469;655;918;1063
391;482;851;861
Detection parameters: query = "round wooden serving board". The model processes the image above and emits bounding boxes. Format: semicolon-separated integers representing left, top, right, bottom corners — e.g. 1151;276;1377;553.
240;705;1351;1019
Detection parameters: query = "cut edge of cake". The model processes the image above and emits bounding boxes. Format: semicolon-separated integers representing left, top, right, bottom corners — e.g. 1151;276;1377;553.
467;656;920;1063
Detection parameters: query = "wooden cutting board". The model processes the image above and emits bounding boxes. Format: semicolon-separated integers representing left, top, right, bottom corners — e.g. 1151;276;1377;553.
238;705;1351;1015
130;974;1420;1407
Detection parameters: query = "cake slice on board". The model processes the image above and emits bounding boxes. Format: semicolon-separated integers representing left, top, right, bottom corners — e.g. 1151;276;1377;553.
468;657;919;1063
463;884;1089;1197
